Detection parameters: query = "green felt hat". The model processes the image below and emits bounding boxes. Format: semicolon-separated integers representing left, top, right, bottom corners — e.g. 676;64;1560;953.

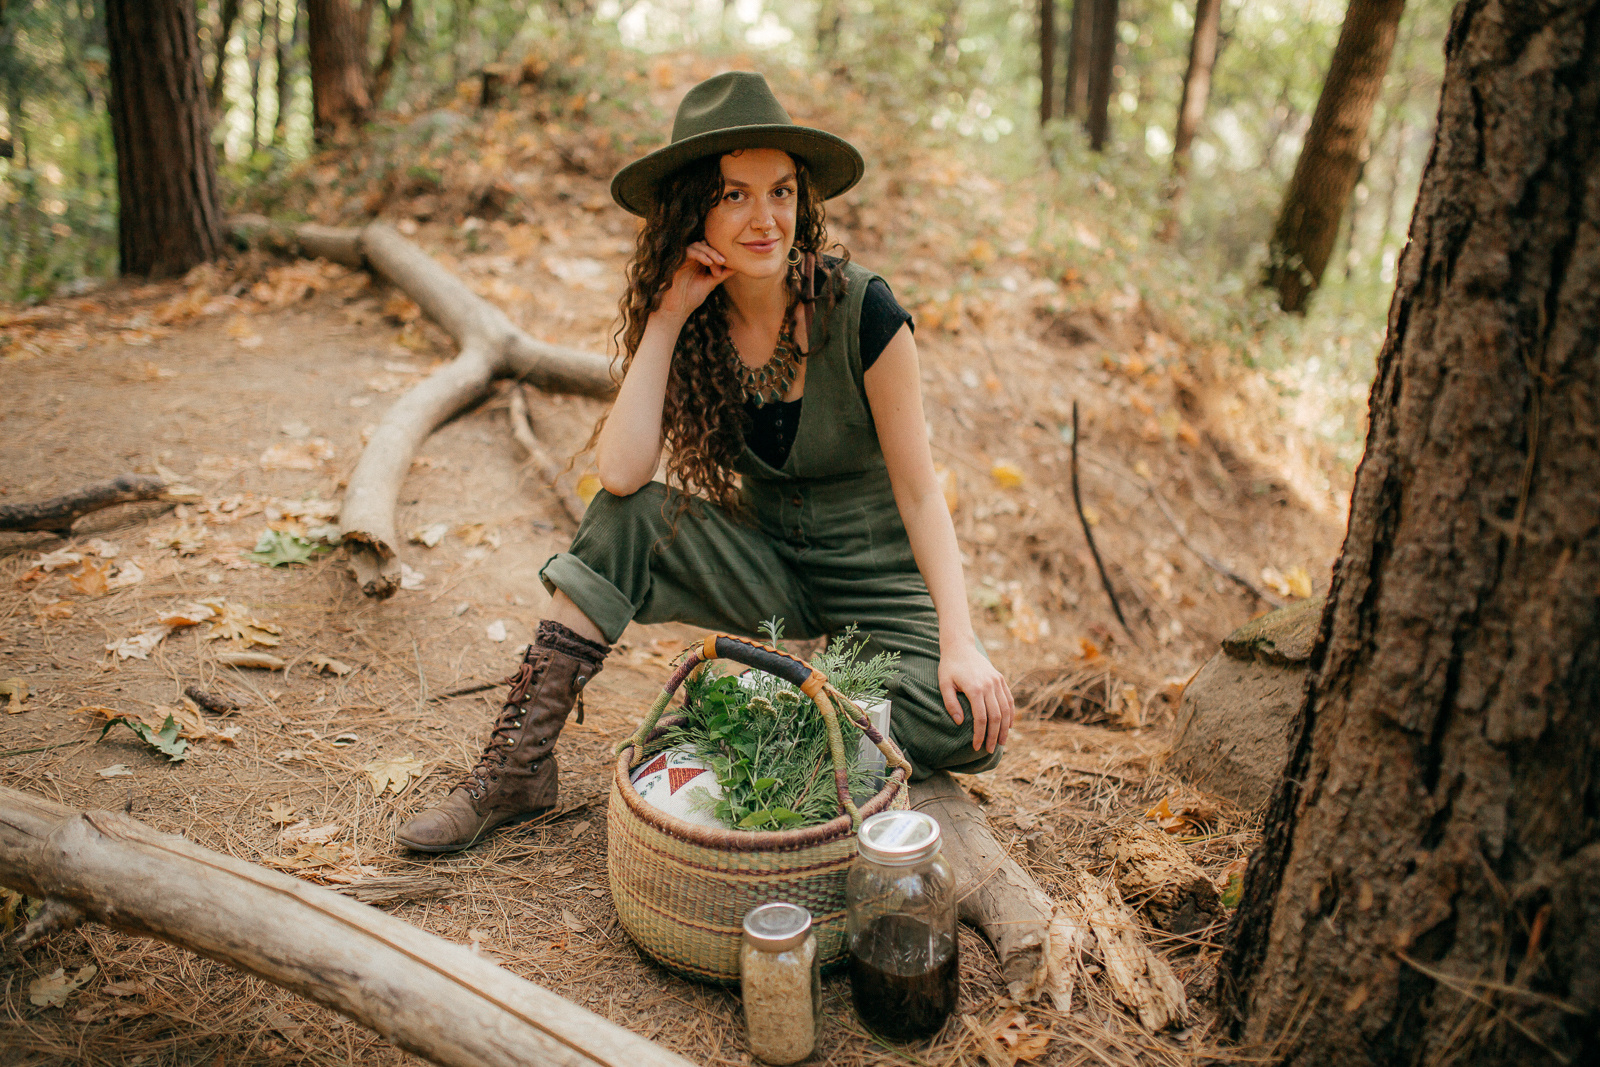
610;71;864;218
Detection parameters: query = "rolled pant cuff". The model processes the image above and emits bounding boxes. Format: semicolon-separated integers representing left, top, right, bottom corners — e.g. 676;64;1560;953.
539;552;636;644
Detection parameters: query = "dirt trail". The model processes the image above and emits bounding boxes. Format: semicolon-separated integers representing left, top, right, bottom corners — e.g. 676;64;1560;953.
0;61;1348;1067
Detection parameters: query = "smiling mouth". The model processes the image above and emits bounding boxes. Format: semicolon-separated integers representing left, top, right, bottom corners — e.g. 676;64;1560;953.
742;239;780;253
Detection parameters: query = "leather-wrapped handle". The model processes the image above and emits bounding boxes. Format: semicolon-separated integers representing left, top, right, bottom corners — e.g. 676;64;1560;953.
703;633;821;693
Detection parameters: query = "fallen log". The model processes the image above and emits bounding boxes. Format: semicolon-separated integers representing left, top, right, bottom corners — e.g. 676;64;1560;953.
910;771;1058;1000
0;473;172;534
0;786;695;1067
225;217;615;597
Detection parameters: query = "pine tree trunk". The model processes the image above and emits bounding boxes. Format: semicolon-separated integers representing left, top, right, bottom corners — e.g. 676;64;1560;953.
1085;0;1118;151
105;0;225;278
1171;0;1222;176
1063;0;1092;120
1219;2;1600;1063
274;0;300;146
209;0;241;113
1263;0;1405;312
305;0;372;141
1039;0;1057;125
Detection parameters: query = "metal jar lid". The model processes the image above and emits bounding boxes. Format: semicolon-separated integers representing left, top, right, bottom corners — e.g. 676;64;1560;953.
743;902;813;952
857;810;942;866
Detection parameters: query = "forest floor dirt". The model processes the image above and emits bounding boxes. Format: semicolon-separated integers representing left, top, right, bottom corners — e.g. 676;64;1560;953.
0;55;1350;1067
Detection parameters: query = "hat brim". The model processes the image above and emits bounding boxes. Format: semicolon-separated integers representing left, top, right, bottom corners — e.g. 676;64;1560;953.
610;124;864;217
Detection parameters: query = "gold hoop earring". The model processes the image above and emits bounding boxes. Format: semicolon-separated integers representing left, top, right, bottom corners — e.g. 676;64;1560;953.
786;246;802;266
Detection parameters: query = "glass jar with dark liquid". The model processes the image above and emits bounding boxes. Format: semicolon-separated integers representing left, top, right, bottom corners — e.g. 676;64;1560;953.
846;810;959;1041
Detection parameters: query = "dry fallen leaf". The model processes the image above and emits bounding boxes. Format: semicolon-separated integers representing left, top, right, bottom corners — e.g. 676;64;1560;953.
1284;564;1314;599
575;473;602;505
0;678;27;714
85;538;120;558
105;626;174;661
200;598;282;647
97;764;133;779
159;602;218;628
408;522;450;548
309;654;354;676
990;461;1025;489
486;620;508;642
33;548;83;572
28;965;97;1008
100;981;147;998
106;559;145;590
70;559;109;596
264;801;298;825
990;1007;1053;1062
364;754;425;795
279;821;343;846
34;600;73;622
560;909;587;933
400;564;425;590
1146;791;1221;835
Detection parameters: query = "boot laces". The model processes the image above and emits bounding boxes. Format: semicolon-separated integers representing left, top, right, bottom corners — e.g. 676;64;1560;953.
458;652;546;796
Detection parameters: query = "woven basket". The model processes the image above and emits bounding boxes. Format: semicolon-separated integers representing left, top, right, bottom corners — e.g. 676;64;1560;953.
607;633;913;984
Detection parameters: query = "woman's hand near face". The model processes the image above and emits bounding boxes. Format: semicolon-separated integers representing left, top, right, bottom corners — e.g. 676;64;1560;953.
938;642;1014;754
654;241;731;322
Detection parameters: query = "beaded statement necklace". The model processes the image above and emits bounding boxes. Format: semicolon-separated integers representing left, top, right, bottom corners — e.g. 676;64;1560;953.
733;319;803;406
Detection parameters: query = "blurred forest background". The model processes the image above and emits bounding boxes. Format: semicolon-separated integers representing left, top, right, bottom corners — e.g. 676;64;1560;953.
2;0;1451;464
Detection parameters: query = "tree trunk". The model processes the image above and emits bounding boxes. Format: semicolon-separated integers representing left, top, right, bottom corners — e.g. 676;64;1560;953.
106;0;226;278
273;0;300;146
1084;0;1118;151
249;0;268;154
1219;1;1600;1062
208;0;241;114
1063;0;1093;120
1039;0;1057;126
305;0;372;141
369;0;412;111
1263;0;1405;312
1170;0;1222;178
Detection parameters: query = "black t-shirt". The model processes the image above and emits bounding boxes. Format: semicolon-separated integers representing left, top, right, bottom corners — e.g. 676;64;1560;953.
744;276;913;469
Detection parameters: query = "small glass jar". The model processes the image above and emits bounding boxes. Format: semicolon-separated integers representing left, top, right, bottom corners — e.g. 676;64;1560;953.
740;902;822;1064
846;810;959;1041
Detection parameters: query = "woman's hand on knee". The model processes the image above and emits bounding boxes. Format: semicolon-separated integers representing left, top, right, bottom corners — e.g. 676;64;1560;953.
938;645;1014;754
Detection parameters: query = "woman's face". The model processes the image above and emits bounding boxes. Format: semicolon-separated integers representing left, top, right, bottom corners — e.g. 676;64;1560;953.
702;148;798;281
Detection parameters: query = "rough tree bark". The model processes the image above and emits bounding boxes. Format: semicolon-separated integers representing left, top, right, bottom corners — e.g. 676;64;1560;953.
105;0;226;278
1085;0;1119;151
0;786;697;1067
1263;0;1405;312
305;0;373;140
1063;0;1094;121
208;0;241;114
1039;0;1057;126
1170;0;1222;182
1220;1;1600;1063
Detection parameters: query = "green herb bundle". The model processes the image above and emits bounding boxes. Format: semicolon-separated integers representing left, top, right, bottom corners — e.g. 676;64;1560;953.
662;621;899;832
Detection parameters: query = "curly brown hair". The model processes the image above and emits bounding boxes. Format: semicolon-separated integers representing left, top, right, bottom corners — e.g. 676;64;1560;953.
589;150;848;515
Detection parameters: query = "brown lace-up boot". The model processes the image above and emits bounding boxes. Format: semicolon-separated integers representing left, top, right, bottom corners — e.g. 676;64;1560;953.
395;621;609;853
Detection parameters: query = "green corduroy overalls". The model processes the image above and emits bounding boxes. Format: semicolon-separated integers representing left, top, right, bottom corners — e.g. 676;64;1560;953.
539;261;1002;780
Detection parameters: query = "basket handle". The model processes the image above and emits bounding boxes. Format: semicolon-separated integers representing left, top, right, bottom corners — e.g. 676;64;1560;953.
614;633;914;830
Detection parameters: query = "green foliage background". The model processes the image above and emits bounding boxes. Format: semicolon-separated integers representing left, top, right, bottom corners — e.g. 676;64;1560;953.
2;0;1455;446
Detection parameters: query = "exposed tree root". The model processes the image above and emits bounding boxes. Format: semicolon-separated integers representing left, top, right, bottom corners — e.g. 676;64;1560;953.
228;216;615;597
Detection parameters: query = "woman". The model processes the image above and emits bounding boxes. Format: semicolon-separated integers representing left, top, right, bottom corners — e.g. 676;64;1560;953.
397;71;1014;853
